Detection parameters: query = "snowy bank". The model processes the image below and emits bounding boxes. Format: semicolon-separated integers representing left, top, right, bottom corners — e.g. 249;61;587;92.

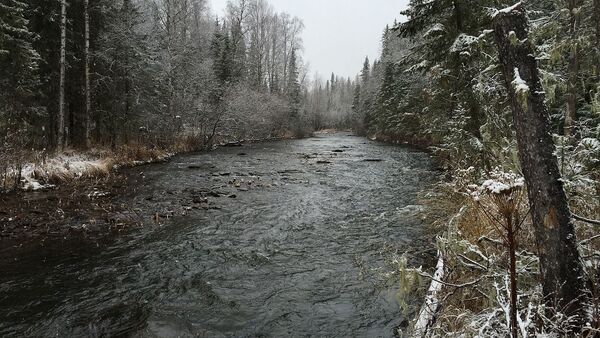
2;147;172;192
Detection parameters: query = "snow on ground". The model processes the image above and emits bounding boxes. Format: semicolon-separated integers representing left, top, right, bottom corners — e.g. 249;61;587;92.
7;149;172;192
18;154;112;191
492;2;523;18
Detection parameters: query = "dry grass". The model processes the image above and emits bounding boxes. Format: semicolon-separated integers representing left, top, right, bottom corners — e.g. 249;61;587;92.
0;134;211;191
411;166;600;337
113;144;170;166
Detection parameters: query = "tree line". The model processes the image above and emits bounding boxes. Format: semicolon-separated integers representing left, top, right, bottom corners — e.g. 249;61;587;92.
0;0;309;157
305;72;356;130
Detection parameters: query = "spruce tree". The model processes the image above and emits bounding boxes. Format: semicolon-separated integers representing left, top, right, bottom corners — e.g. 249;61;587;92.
360;57;370;84
95;0;147;144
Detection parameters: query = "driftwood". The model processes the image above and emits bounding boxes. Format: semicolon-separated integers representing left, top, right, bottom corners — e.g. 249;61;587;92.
410;251;445;338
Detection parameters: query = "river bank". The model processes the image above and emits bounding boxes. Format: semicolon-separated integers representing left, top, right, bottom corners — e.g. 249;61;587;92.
0;134;303;242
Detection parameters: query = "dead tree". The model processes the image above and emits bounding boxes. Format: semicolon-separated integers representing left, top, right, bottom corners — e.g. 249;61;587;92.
493;3;588;326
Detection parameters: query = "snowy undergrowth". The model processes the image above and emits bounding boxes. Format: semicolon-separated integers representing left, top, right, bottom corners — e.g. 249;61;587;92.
398;158;600;337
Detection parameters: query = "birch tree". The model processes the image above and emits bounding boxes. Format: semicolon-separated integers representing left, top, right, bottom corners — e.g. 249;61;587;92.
58;0;67;149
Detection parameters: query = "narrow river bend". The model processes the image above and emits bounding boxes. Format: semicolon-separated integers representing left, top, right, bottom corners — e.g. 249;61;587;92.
0;133;437;337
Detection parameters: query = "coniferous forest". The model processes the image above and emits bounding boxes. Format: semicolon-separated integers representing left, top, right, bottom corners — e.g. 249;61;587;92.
1;0;307;168
1;0;600;337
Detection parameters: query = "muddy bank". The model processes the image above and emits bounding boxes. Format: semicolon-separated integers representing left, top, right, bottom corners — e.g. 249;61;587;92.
0;136;303;242
0;176;136;241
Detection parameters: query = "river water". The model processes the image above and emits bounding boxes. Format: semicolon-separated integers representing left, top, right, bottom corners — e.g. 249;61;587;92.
0;133;437;337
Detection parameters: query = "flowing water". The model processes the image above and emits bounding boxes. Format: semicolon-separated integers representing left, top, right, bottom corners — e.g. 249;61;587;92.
0;133;437;337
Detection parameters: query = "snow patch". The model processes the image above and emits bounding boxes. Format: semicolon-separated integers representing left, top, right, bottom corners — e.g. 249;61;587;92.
512;68;530;95
13;154;112;191
469;170;525;200
580;138;600;151
424;23;445;38
450;34;479;53
492;2;522;18
405;60;430;73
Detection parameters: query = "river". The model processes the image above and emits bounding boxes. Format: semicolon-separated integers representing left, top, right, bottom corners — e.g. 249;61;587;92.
0;133;437;337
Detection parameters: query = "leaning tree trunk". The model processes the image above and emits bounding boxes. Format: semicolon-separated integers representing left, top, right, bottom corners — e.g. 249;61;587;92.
493;3;587;325
595;0;600;81
58;0;67;150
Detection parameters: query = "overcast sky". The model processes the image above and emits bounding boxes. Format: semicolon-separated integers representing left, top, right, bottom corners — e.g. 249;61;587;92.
209;0;409;80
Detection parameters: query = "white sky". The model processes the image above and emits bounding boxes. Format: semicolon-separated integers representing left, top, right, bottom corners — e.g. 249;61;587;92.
209;0;409;80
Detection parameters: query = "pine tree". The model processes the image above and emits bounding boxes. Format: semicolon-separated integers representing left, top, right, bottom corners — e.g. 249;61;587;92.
373;60;396;134
330;73;335;92
211;22;233;85
95;0;147;144
360;56;370;85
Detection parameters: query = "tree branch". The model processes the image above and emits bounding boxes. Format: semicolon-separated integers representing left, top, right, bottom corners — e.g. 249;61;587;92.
573;213;600;226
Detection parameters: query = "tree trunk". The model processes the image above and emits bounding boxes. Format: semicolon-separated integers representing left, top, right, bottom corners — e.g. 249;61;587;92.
84;0;91;148
124;73;131;144
595;0;600;80
453;0;462;32
564;0;581;137
58;0;67;150
506;214;518;338
493;3;587;325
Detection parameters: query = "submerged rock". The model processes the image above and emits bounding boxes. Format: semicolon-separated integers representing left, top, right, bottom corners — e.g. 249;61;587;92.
193;197;209;204
223;141;243;147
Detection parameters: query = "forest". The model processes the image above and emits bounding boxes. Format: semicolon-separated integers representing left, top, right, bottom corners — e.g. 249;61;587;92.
1;0;311;190
1;0;600;337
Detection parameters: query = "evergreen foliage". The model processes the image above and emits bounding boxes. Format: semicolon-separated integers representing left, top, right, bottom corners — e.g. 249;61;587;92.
0;0;308;151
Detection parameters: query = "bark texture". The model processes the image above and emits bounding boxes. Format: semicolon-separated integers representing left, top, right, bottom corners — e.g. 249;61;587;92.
493;3;587;323
595;0;600;79
84;0;91;148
